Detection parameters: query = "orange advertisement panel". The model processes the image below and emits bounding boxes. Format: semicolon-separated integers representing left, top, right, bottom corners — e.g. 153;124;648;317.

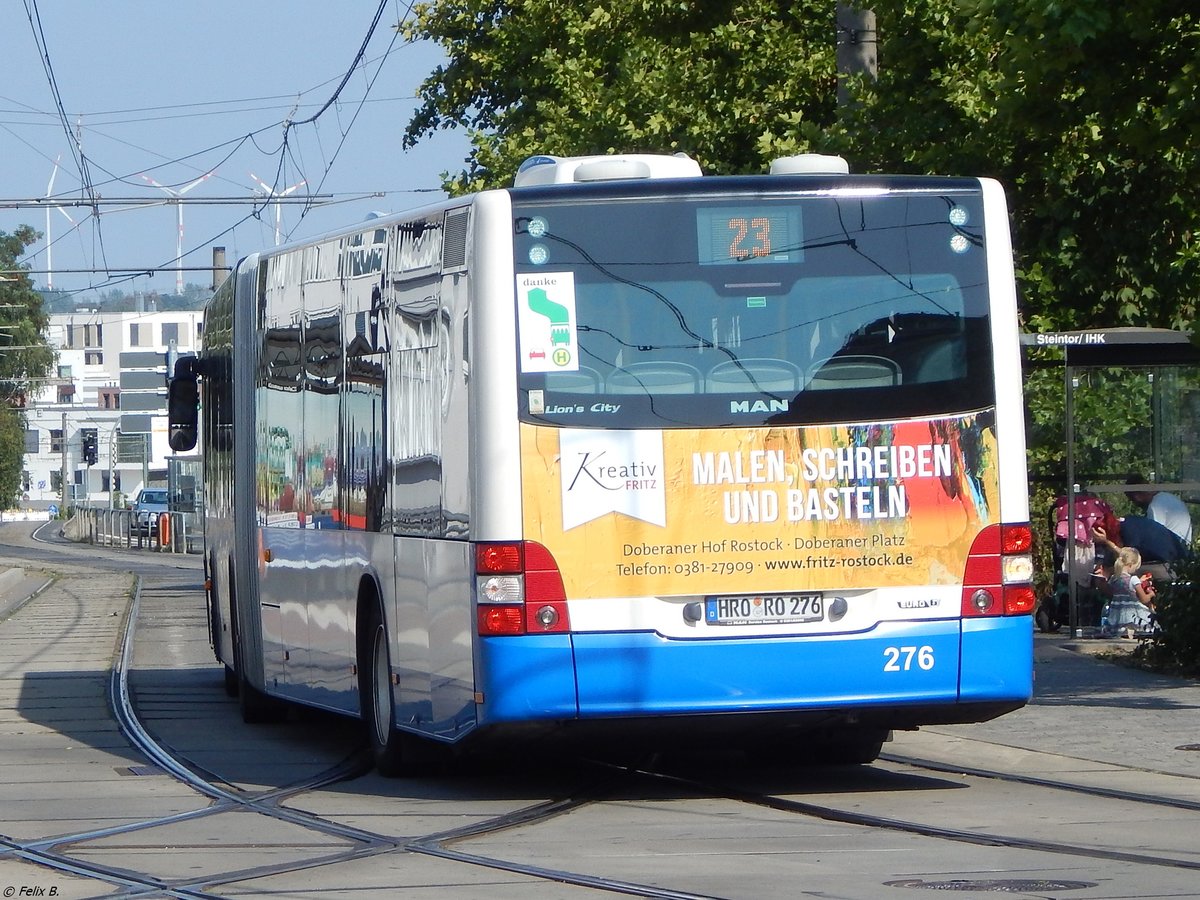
520;414;1000;599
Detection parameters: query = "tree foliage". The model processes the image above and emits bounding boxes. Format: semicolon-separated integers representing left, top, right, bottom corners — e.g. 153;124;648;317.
839;0;1200;332
402;0;839;191
0;226;56;506
0;405;26;509
1141;550;1200;677
404;0;1199;336
404;1;1200;571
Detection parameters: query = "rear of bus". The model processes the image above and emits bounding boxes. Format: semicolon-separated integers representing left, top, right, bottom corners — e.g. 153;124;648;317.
470;156;1034;752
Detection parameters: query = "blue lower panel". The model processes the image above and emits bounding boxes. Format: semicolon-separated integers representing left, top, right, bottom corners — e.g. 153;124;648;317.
959;615;1034;703
573;621;967;716
477;618;1033;725
478;634;578;724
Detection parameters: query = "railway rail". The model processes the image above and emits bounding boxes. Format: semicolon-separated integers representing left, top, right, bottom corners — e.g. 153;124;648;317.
3;524;1200;898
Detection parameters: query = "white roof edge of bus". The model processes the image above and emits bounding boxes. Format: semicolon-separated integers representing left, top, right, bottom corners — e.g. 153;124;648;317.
769;154;851;175
513;153;703;186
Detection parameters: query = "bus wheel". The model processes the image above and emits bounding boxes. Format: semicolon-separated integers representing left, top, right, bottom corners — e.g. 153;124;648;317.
211;556;238;697
360;605;407;776
807;728;888;765
237;658;285;723
229;571;285;723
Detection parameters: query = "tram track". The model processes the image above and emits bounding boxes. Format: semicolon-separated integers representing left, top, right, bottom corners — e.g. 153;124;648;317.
3;575;395;898
617;758;1200;876
5;530;1200;897
397;740;1200;892
881;748;1200;812
7;541;915;899
407;796;728;900
4;567;725;899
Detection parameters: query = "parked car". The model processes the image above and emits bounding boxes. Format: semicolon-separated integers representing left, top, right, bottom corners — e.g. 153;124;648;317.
132;488;169;535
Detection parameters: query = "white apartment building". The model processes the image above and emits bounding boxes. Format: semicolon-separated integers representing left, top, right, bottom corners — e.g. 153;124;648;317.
21;308;203;510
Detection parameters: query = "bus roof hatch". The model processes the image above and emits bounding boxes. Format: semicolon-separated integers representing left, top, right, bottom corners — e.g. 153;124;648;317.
769;154;851;175
513;153;703;187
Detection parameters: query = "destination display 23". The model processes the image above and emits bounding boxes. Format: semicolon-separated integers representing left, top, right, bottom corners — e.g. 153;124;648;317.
706;593;824;626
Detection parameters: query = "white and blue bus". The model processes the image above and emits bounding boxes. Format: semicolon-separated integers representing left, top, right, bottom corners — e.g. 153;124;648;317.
169;152;1035;773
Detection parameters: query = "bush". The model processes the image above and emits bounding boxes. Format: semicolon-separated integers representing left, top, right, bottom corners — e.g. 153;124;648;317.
1137;551;1200;678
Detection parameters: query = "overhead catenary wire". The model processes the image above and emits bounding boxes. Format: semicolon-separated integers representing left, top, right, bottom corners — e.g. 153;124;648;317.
291;1;417;234
9;1;430;297
288;0;392;129
22;0;110;273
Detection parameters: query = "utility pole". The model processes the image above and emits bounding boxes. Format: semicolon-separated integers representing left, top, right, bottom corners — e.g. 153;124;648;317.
59;411;68;514
109;427;117;509
836;4;878;107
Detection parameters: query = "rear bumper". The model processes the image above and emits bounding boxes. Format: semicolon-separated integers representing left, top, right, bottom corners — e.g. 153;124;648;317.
476;616;1032;727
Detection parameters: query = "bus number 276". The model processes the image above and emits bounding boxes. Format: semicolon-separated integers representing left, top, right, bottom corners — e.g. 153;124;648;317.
883;645;935;672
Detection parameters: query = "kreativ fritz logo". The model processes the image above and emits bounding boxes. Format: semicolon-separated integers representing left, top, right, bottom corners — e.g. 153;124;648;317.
559;430;667;530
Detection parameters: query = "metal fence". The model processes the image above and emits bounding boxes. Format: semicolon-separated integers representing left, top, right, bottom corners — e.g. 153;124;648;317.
76;507;202;554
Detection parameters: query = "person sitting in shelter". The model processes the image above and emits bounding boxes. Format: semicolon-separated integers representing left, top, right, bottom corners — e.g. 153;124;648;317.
1120;476;1191;581
1125;477;1193;543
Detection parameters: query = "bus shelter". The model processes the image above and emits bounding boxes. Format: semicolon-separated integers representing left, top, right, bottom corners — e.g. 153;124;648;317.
1021;328;1200;636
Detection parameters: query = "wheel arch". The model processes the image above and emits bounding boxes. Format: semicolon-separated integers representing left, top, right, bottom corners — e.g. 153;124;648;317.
354;571;389;720
355;571;386;658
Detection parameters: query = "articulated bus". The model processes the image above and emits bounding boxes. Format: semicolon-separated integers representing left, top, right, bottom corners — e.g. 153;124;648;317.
169;152;1035;773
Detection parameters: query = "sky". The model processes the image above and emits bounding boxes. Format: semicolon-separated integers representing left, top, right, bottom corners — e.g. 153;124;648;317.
1;1;471;300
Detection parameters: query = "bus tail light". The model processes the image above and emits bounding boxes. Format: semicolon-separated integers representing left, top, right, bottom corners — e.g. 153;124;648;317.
476;541;570;635
478;604;525;635
961;523;1035;617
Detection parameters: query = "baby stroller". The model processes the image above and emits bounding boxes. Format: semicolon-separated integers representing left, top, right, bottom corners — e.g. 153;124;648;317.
1036;494;1118;633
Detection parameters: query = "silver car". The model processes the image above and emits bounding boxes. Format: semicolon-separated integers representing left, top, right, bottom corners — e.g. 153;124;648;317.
132;488;169;535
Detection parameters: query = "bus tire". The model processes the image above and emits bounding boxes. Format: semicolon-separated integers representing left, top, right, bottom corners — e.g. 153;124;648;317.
209;553;236;696
768;727;888;766
811;728;887;765
359;602;407;776
237;657;285;723
229;566;285;723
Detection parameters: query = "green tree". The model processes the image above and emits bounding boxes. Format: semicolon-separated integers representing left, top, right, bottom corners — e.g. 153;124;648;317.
404;0;1200;649
405;0;1199;334
826;2;1199;576
834;0;1200;333
402;0;839;192
0;226;57;507
0;405;26;509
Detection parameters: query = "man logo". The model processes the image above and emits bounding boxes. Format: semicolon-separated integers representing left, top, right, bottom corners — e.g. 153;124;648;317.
730;399;789;414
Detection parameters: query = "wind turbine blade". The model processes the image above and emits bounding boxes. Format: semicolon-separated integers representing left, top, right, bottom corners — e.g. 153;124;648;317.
45;154;62;195
140;173;168;191
179;170;215;195
280;179;308;197
55;206;76;225
248;171;273;194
